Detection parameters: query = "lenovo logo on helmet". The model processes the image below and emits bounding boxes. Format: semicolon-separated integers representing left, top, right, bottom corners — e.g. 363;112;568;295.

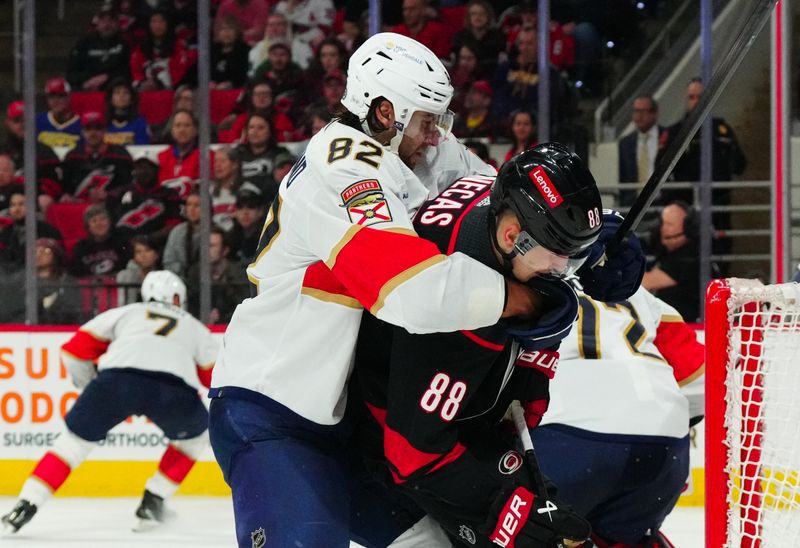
528;166;563;208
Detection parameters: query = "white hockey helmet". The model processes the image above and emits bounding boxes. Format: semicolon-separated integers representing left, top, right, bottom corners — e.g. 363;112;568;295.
141;270;187;308
341;32;454;151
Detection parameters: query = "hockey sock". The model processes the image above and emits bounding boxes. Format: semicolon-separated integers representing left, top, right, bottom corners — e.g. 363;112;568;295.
20;429;94;507
144;433;207;499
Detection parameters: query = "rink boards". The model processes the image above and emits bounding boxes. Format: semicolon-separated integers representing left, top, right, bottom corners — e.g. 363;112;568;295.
0;326;706;505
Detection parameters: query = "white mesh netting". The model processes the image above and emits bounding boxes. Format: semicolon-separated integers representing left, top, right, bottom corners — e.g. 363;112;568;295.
723;279;800;546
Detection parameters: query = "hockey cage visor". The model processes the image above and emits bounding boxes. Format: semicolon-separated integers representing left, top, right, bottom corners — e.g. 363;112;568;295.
513;230;589;279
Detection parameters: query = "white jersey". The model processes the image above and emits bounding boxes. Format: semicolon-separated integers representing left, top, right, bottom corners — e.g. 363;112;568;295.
541;287;705;439
212;122;504;425
61;301;218;391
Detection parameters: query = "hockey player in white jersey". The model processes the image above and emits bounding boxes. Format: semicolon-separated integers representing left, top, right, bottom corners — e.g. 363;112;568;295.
207;32;559;548
532;280;705;547
1;271;218;535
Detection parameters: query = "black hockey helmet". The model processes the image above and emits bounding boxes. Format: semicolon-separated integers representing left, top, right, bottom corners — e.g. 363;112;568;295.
491;143;603;259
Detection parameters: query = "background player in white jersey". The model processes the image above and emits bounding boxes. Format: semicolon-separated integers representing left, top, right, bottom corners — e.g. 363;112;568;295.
208;33;552;548
1;271;218;535
533;283;704;547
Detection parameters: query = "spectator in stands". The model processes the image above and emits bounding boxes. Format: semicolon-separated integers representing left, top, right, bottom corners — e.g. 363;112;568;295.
157;109;206;188
449;42;487;114
131;9;197;91
61;112;133;204
114;157;184;245
70;204;129;277
618;95;666;207
116;235;162;304
249;12;298;77
215;0;273;47
274;0;336;68
2;101;62;208
212;147;255;232
642;202;713;323
211;16;250;89
150;84;196;144
36;77;81;149
299;106;332;142
163;188;201;279
504;109;537;162
660;78;747;204
251;41;304;113
237;112;289;203
302;37;348;103
451;1;505;74
217;79;295;143
492;26;568;122
661;78;746;270
36;237;82;325
0;190;63;271
104;78;151;145
66;5;130;92
165;0;199;46
341;0;402;53
228;189;267;263
392;0;451;60
314;70;346;115
271;151;295;186
187;226;249;323
453;80;502;140
503;2;576;74
0;154;23;215
463;140;496;169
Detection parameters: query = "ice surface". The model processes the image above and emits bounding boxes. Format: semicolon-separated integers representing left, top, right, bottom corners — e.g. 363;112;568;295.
0;496;704;547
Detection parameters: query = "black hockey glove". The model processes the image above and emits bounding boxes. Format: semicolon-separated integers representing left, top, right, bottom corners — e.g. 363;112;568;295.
504;276;578;351
576;210;646;303
483;466;590;548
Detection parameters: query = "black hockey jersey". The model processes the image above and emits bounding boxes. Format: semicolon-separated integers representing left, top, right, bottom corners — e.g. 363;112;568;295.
353;175;557;539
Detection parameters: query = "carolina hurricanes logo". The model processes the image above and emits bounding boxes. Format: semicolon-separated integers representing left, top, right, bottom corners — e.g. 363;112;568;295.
528;166;563;208
340;179;393;227
498;450;523;475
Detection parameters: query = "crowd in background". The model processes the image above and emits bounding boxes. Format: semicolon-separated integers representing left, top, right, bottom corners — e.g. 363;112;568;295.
0;0;725;324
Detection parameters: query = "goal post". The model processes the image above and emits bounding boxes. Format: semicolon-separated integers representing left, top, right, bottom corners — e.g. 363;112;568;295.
706;278;800;547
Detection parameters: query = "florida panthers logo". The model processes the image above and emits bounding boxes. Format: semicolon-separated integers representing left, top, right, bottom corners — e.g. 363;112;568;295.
498;450;523;475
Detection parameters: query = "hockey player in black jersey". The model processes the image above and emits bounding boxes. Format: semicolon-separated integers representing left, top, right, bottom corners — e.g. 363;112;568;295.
350;143;646;548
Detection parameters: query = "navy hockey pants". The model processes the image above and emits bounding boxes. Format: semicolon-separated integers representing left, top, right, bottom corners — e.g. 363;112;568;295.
65;368;208;442
208;387;420;548
531;424;690;545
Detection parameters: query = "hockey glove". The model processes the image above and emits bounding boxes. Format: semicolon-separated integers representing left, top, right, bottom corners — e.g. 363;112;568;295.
62;353;97;389
485;482;590;547
576;210;645;303
505;276;578;351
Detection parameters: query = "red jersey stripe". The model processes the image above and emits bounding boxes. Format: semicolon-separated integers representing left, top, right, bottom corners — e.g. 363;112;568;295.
301;261;361;309
61;330;110;361
384;423;466;481
326;226;446;314
460;329;505;351
654;319;705;383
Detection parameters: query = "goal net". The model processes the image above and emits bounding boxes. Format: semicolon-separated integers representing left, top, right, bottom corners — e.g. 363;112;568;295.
706;278;800;547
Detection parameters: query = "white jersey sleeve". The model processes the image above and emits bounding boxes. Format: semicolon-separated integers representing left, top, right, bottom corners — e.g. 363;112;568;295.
213;122;505;425
542;287;703;438
61;302;218;391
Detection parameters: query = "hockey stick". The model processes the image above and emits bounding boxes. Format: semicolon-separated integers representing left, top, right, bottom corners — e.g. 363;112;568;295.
510;401;583;548
607;0;778;253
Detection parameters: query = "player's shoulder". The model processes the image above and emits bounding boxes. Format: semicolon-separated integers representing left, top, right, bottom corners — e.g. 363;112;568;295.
305;121;399;174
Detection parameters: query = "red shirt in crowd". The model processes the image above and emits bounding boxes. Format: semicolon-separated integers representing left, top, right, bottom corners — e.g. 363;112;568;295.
391;19;451;60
